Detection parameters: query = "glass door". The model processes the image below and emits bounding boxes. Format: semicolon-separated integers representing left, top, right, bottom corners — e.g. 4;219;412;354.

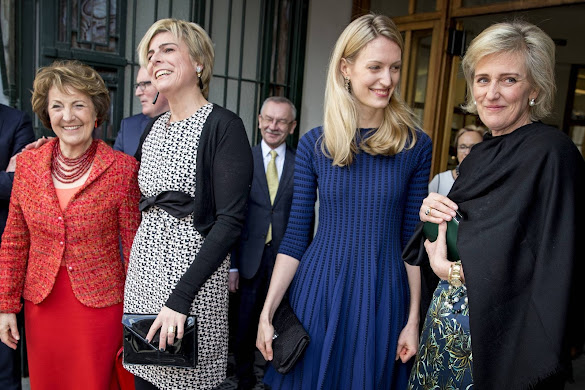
399;20;442;135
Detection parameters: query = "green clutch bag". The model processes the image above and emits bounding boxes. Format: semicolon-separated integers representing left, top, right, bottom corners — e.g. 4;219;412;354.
422;211;462;262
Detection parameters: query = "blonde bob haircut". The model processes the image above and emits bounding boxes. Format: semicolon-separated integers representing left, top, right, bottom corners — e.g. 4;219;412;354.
137;18;214;99
323;13;419;167
31;60;110;130
461;20;556;122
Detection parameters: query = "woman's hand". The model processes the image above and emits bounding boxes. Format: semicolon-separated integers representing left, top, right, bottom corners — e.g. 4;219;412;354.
424;222;451;280
256;312;275;361
146;306;187;351
420;192;458;223
0;313;19;350
228;271;239;293
395;321;419;363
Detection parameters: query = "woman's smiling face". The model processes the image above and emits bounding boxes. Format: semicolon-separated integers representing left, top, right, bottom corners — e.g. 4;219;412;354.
48;85;96;156
340;36;402;122
473;51;538;136
146;31;200;97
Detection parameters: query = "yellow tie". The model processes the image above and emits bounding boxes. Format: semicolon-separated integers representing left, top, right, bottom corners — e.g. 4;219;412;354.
266;150;278;243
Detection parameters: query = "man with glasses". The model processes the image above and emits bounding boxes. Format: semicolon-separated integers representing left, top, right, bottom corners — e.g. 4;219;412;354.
114;67;169;156
230;96;298;390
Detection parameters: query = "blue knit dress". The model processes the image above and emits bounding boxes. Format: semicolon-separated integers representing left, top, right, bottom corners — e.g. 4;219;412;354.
264;127;432;390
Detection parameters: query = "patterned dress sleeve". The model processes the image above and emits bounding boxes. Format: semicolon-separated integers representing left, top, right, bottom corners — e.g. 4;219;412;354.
277;129;319;261
401;131;432;249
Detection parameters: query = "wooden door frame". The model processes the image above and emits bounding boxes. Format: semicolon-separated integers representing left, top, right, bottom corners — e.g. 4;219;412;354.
398;19;449;174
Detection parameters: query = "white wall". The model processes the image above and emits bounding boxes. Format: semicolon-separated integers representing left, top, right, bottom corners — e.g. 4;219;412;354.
299;0;352;137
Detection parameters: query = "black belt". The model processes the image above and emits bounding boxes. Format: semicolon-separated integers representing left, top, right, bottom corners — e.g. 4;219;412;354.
139;191;195;219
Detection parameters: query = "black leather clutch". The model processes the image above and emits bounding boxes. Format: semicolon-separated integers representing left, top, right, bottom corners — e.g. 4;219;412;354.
422;211;462;261
122;314;197;368
271;299;310;374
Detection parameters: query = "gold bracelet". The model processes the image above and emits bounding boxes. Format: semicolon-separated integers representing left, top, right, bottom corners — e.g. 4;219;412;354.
448;261;463;287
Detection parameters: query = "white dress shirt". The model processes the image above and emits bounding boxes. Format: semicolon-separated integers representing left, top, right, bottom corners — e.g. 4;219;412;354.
261;140;287;181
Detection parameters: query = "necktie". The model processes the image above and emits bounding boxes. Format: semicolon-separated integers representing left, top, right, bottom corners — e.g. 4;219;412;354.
266;150;278;243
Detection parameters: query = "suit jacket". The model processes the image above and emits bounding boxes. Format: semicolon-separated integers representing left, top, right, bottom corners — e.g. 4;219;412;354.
0;138;141;312
0;104;36;239
232;143;295;279
113;113;151;156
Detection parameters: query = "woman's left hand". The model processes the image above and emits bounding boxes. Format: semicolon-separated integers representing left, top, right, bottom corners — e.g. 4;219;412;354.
395;321;419;363
420;193;458;224
424;222;451;280
146;306;187;351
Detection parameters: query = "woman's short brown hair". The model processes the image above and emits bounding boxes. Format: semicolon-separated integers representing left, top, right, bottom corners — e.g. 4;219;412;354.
31;60;110;130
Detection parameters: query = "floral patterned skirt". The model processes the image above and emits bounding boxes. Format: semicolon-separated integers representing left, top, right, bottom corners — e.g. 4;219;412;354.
408;280;473;390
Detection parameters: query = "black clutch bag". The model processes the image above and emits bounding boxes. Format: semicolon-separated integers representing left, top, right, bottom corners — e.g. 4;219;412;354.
422;210;462;261
271;299;310;374
122;314;197;368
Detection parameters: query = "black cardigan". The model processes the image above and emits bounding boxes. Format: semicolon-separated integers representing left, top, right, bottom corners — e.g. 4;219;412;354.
404;122;585;389
136;104;253;314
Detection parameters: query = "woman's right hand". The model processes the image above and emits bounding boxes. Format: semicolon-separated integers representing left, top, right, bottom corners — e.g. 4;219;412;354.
255;253;300;361
420;192;458;223
256;311;275;361
0;313;19;350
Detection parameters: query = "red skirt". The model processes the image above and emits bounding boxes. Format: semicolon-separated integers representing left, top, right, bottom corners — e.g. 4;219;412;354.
24;266;124;390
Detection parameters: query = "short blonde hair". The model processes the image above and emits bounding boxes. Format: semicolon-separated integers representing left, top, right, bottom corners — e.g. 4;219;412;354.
137;18;214;99
453;125;486;148
323;13;419;167
461;20;556;122
31;60;110;130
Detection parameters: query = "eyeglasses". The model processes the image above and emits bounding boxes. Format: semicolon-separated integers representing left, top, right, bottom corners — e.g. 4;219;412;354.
260;115;293;126
457;144;477;152
134;81;152;91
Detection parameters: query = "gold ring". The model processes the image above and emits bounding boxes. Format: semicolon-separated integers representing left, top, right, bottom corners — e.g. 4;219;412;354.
425;207;432;216
168;325;176;333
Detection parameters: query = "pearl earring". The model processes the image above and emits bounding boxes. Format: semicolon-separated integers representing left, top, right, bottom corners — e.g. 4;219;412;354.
196;66;203;91
529;98;536;107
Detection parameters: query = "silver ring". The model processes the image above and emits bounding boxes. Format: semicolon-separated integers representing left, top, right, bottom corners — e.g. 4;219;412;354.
425;207;432;216
272;333;279;340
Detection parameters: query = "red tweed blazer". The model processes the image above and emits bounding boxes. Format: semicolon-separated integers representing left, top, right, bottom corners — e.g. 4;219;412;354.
0;139;140;313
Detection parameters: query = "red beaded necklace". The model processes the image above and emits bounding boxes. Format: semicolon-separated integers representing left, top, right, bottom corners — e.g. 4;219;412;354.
52;140;98;183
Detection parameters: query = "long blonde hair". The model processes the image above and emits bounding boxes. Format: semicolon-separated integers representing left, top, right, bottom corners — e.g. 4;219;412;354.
323;14;419;167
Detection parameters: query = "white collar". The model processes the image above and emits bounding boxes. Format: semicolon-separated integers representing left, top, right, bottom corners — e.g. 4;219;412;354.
261;140;286;158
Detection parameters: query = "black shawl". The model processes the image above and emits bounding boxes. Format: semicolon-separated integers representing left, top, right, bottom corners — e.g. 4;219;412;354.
404;122;585;389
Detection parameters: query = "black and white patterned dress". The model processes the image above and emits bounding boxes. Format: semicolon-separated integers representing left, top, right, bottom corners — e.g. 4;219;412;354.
123;103;229;389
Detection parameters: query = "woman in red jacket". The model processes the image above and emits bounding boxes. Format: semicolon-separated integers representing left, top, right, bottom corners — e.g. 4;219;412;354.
0;60;141;389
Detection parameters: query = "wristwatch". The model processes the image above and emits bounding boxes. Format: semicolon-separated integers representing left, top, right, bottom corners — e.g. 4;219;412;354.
448;261;463;287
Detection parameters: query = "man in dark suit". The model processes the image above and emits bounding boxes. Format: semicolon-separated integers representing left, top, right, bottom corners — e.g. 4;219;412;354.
113;67;169;155
230;97;297;390
0;103;35;390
